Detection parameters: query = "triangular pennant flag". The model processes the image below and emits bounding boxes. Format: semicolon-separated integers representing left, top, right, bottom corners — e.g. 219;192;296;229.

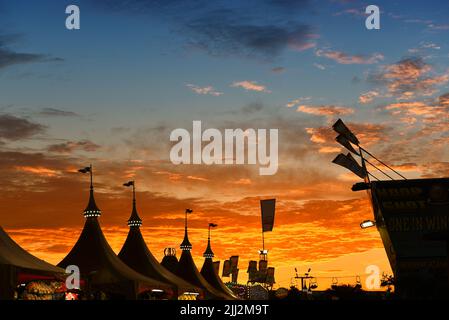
333;119;359;145
332;153;366;179
336;134;360;155
123;181;134;187
78;166;91;173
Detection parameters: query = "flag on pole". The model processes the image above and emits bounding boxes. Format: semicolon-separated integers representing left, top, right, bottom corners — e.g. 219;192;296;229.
209;223;218;228
336;134;360;155
78;166;91;173
332;119;359;145
185;208;193;214
260;199;276;232
123;181;134;187
332;153;367;179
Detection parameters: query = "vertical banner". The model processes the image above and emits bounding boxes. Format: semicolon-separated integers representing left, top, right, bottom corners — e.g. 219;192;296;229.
266;267;275;285
247;261;258;282
231;269;239;283
260;199;276;232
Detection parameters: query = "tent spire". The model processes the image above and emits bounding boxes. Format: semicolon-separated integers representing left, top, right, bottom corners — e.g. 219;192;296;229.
203;223;215;259
81;164;101;218
124;180;142;227
180;209;192;251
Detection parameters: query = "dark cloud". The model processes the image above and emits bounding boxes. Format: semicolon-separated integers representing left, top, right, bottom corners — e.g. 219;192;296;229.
0;114;46;141
186;12;313;60
269;0;309;9
39;108;79;117
241;102;264;114
47;140;100;154
0;34;63;70
90;0;309;14
85;0;212;18
87;0;314;60
271;66;285;73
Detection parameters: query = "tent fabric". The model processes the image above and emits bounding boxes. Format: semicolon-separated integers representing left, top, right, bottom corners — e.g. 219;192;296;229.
0;226;65;300
201;257;238;299
57;217;173;298
161;254;179;274
0;226;64;274
176;250;234;300
118;226;201;295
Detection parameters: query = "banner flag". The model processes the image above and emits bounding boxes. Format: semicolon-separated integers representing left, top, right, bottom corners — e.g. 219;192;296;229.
332;153;367;179
336;134;360;155
333;119;359;145
260;199;276;232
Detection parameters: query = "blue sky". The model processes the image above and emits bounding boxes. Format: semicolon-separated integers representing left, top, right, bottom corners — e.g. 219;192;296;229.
1;0;447;129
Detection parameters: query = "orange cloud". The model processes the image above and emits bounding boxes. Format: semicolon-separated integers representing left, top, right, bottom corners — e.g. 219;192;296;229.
359;91;379;104
15;166;60;177
233;178;252;185
297;105;354;117
231;81;270;93
306;122;387;149
372;58;449;100
187;175;209;182
316;49;384;64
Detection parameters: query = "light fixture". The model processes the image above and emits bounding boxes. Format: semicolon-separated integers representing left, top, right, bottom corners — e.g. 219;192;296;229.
151;289;164;293
360;220;376;229
259;249;268;255
183;292;199;296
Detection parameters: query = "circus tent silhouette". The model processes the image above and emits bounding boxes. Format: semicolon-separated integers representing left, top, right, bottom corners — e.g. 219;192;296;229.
117;180;202;298
57;165;173;299
0;226;65;300
172;209;235;300
200;223;237;299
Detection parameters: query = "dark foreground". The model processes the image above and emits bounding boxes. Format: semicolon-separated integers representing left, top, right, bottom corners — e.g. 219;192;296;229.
0;299;447;319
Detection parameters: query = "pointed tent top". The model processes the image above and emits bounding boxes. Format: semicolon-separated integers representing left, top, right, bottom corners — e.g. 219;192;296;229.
124;181;142;227
203;238;214;259
180;209;192;251
128;199;142;227
81;164;101;218
203;223;216;258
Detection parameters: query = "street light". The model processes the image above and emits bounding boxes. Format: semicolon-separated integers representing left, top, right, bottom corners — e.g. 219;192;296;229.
360;220;376;229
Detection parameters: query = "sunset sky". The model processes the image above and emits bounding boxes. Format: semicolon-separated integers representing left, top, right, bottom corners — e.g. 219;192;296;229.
1;0;449;289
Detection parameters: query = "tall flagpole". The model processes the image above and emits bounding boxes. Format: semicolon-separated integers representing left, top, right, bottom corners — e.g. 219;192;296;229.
89;164;93;189
261;215;266;261
132;180;136;203
262;230;265;252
